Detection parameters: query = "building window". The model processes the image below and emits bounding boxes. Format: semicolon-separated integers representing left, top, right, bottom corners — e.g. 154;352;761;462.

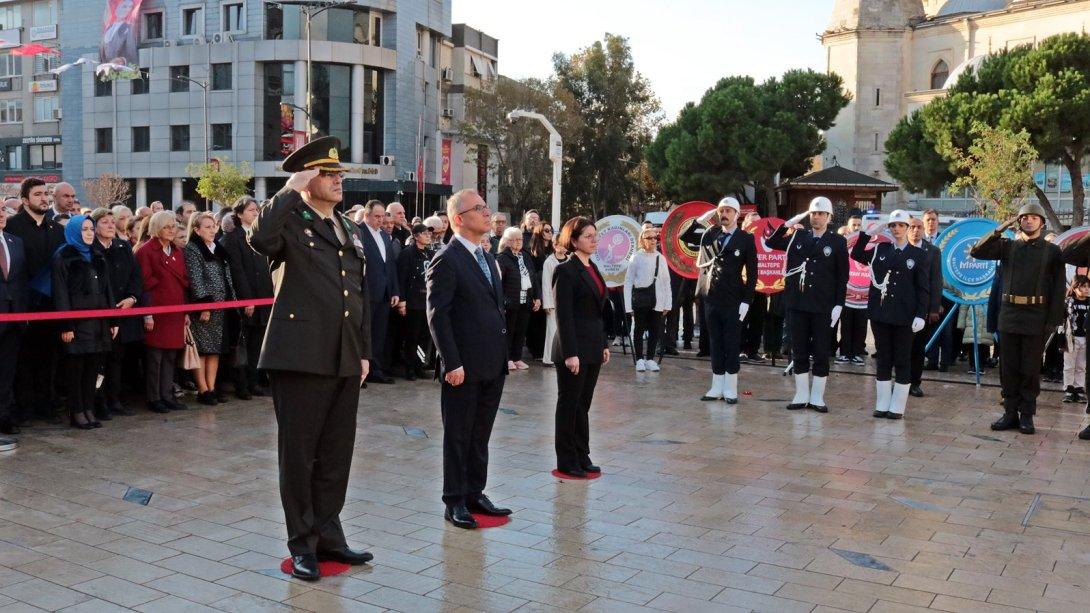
211;63;232;90
181;5;203;37
94;77;112;97
0;5;20;30
171;125;190;151
33;54;57;75
170;65;189;92
262;62;295;160
369;14;381;46
32;95;58;122
143;11;164;40
0;99;21;123
222;2;244;32
931;59;950;90
874;132;880;152
131;69;149;94
96;128;113;153
132;126;150;152
5;144;21;170
31;0;56;26
212;123;232;150
28;143;59;169
874;88;881;106
0;51;22;80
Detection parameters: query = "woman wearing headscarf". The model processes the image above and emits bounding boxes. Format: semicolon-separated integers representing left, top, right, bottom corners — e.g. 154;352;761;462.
184;211;235;406
135;210;190;413
51;215;117;429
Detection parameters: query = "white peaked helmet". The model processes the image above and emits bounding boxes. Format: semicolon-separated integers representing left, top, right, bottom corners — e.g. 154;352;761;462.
887;210;912;226
717;196;740;212
808;196;833;214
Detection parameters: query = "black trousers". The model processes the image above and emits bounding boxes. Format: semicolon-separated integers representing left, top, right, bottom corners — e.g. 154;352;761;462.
66;352;103;415
270;370;358;556
369;300;390;377
400;309;430;372
0;321;20;422
101;340;126;404
15;320;58;419
998;331;1045;416
145;347;177;403
742;295;767;356
505;302;531;362
555;362;601;473
705;303;741;375
632;308;662;360
441;375;504;506
871;320;914;383
839;308;868;358
790;309;832;377
697;298;709;354
232;320;266;393
526;308;546;359
927;299;956;367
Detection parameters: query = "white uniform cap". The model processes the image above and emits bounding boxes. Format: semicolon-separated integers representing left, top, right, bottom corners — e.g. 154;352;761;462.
887;210;912;226
717;196;740;212
808;196;833;215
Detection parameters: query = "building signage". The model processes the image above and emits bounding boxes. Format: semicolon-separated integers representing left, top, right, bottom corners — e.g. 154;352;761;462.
2;174;61;183
592;215;641;288
30;80;57;93
941;217;1003;305
746;216;788;296
29;25;57;41
21;135;61;145
441;138;451;185
0;28;20;49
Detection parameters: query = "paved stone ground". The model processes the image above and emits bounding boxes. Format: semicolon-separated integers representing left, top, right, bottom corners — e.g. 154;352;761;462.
2;352;1090;612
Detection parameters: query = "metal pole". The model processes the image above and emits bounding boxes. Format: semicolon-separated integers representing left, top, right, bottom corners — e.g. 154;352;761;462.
551;155;562;229
203;84;209;163
305;8;313;137
971;305;981;386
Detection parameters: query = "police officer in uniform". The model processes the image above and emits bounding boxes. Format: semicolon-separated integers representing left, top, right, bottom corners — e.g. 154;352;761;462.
908;216;943;397
249;136;374;580
850;211;929;419
766;196;849;412
396;223;432;380
686;197;757;403
970;202;1065;435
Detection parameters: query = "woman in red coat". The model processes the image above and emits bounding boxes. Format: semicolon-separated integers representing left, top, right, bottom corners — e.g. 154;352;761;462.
135;211;189;413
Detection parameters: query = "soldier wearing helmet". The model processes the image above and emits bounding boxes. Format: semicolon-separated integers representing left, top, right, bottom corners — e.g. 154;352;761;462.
970;202;1065;435
766;196;849;413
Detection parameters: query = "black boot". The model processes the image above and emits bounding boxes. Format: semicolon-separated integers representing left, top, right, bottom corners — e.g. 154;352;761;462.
991;412;1020;431
1079;424;1090;440
1063;386;1078;403
1019;412;1035;435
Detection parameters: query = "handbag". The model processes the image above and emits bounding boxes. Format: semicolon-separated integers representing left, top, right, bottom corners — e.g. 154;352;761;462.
232;326;249;368
182;323;201;370
631;255;659;310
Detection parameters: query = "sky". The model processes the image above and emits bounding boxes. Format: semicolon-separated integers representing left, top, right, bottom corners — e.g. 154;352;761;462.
451;0;831;124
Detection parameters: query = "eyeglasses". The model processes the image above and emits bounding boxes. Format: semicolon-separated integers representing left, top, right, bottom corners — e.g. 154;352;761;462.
458;204;490;216
542;229;553;235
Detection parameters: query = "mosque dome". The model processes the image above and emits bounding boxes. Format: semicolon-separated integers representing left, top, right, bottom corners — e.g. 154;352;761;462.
936;0;1009;17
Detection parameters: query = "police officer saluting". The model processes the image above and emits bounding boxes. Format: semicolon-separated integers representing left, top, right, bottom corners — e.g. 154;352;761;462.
767;196;849;413
689;197;757;403
970;203;1065;435
850;211;929;419
249;136;374;580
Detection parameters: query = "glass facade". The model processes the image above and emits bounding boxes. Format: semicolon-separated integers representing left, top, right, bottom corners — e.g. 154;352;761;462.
264;5;379;45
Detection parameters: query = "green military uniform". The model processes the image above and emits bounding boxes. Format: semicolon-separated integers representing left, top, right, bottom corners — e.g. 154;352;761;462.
970;206;1065;433
248;137;373;568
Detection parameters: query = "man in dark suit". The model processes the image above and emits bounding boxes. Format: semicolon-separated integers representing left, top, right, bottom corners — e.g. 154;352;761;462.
248;136;374;581
426;188;512;530
908;216;943;397
359;200;399;384
0;206;28;435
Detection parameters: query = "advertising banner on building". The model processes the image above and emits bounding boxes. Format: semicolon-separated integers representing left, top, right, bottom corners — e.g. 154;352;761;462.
592;215;641;288
99;0;144;65
441;138;452;185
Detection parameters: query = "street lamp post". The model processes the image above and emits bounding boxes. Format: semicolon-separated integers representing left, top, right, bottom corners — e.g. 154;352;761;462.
507;110;563;228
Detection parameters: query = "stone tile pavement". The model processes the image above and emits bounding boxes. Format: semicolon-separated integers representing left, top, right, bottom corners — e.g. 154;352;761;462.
2;354;1090;612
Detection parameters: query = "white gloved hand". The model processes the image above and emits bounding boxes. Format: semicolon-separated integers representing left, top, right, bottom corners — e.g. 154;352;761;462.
912;317;925;333
830;305;843;328
1058;324;1066;334
286;169;320;193
697;209;718;225
786;212;808;227
739;302;750;322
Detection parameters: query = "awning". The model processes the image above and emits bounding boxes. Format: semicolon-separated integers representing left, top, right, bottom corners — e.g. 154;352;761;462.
469;54;486;77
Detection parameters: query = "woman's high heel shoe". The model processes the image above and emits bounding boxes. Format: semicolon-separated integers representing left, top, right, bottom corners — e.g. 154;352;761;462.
83;411;102;428
70;413;94;430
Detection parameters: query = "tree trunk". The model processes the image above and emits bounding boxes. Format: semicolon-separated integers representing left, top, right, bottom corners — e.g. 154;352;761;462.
1032;184;1064;231
1063;151;1085;228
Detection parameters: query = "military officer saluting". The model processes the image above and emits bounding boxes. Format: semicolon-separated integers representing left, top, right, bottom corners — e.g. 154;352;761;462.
970;202;1065;435
249;136;374;581
766;196;849;413
685;197;757;403
850;210;929;419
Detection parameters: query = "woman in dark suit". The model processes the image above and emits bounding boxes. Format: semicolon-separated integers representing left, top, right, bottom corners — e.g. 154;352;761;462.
552;217;610;477
496;227;540;370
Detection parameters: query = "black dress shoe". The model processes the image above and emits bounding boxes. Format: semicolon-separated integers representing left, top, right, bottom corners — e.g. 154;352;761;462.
367;374;395;384
291;554;320;581
215;391;229;403
235;390;252;401
467;495;512;516
886;413;903;420
991;412;1019;431
1019;413;1035;435
558;467;587;478
663;347;679;356
94;407;113;421
444;504;478;529
249;386;268;397
317;547;373;565
810;404;829;414
1079;424;1090;440
786;403;806;411
147;401;170;414
909;385;924;398
583;464;601;473
725;396;738;405
0;419;19;435
198;392;217;406
164;399;188;411
111;401;135;416
873;410;889;419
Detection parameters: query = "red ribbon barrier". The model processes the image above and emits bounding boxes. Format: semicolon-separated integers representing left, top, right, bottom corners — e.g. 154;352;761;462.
0;298;276;323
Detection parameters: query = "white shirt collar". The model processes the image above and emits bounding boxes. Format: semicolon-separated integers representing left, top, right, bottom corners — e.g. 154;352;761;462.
453;233;480;255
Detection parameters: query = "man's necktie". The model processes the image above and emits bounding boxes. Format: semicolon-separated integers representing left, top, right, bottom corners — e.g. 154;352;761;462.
718;233;728;249
475;248;492;284
325;218;343;245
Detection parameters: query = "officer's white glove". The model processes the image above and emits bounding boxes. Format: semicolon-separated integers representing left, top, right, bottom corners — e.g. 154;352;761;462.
786;212;808;227
830;305;842;328
739;302;750;322
912;317;925;333
286;169;320;193
697;209;718;225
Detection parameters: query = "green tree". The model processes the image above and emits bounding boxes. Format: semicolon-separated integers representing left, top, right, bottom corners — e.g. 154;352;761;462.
187;159;253;210
553;33;662;219
944;124;1040;222
884;110;954;193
